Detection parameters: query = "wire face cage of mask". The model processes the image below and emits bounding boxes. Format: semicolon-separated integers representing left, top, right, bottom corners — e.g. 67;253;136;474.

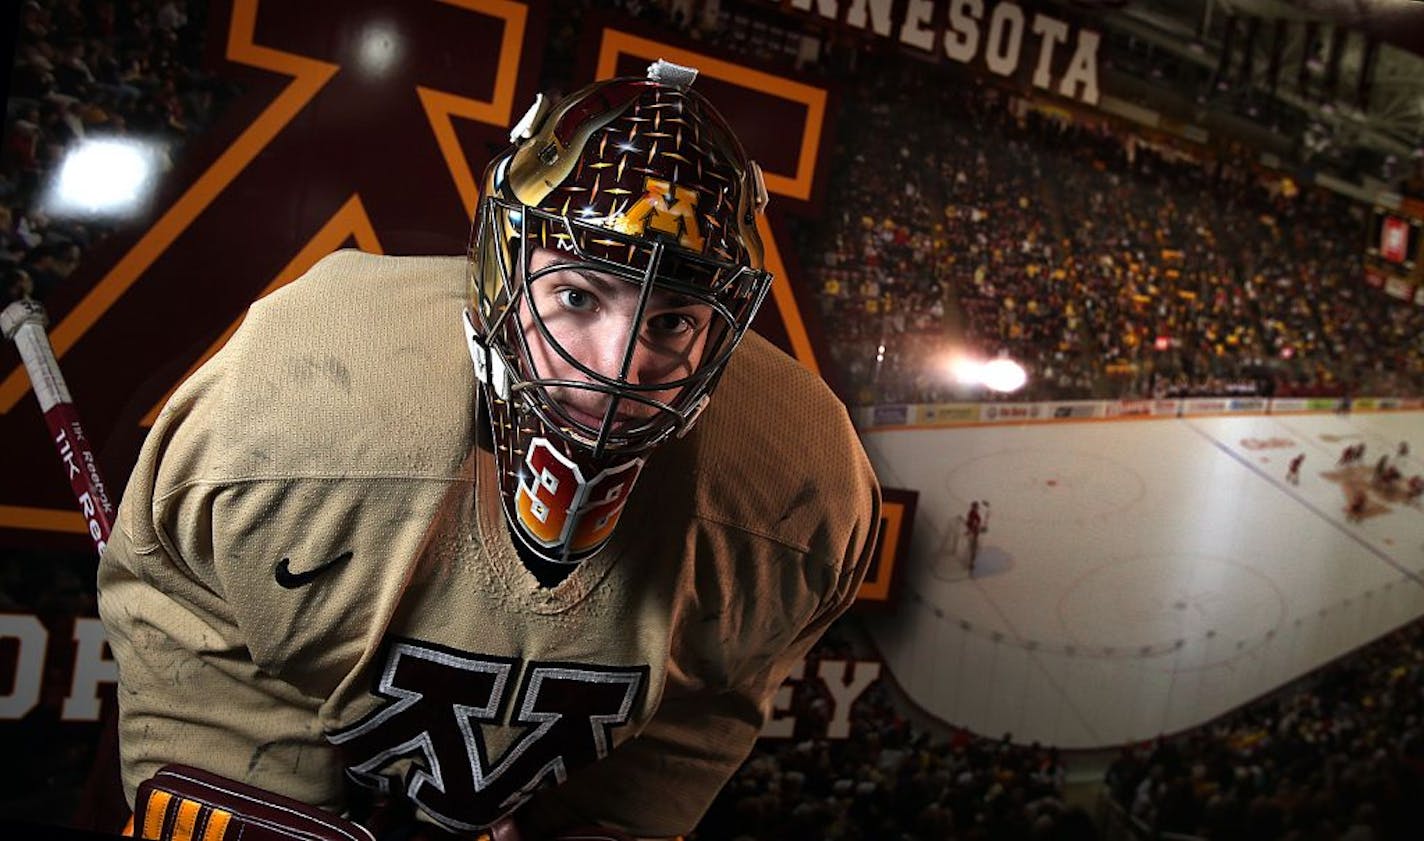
470;195;773;458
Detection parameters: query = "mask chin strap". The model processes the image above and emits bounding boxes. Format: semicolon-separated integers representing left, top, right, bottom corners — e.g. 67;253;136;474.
464;308;510;400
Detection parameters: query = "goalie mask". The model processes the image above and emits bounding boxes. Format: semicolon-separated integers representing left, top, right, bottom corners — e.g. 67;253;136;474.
466;61;773;566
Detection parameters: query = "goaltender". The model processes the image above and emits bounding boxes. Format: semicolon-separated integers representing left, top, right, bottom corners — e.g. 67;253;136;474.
98;61;879;840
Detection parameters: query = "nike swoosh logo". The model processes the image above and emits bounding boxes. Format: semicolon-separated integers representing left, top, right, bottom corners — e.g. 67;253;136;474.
274;551;353;589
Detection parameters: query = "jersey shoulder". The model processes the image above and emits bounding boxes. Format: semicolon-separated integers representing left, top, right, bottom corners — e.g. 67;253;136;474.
156;250;473;484
685;331;878;553
122;249;474;577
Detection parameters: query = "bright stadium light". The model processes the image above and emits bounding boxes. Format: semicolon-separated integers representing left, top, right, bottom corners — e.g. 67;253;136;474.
45;138;159;218
947;355;983;386
357;20;402;77
981;358;1027;393
945;353;1026;393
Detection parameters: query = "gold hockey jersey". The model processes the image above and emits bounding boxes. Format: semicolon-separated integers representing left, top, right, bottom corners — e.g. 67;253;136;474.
97;249;880;836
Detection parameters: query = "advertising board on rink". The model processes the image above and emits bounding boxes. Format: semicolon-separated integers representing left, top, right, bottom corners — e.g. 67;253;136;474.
1182;398;1229;415
981;403;1042;422
853;395;1414;431
872;404;911;426
1048;401;1102;419
1100;399;1178;418
1107;399;1152;418
916;402;980;425
1228;398;1268;413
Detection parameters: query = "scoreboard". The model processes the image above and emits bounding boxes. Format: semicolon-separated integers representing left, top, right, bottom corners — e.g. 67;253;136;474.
1364;202;1424;305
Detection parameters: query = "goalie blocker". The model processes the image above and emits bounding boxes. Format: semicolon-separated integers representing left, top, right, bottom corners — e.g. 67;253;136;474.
128;766;377;841
127;765;650;841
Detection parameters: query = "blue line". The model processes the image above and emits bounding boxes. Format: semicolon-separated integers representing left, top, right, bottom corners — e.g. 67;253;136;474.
1181;418;1424;589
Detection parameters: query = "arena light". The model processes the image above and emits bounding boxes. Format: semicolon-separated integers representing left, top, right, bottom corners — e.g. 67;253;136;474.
44;138;159;218
357;20;402;77
980;358;1027;393
947;355;983;385
945;354;1027;393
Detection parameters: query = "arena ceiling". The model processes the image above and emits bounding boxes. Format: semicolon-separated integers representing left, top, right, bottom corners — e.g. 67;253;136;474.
1065;0;1424;178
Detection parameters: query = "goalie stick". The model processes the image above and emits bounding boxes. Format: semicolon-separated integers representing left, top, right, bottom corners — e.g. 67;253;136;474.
2;298;116;556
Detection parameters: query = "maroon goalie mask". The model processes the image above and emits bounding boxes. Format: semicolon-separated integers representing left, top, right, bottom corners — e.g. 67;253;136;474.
464;60;772;565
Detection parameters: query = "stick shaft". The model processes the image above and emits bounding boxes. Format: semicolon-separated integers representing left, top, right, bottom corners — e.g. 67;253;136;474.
3;300;116;555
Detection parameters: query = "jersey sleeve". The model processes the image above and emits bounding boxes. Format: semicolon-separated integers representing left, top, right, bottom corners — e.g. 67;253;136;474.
96;357;348;812
98;251;472;812
97;528;344;810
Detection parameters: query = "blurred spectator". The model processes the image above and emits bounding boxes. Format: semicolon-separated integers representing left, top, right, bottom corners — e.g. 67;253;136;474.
4;266;36;302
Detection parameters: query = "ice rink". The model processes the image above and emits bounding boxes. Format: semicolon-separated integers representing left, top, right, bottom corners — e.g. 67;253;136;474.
861;410;1424;748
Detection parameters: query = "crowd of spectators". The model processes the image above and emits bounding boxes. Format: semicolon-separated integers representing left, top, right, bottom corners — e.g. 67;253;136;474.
1103;619;1424;840
694;608;1424;841
692;629;1098;841
796;53;1424;405
3;0;231;304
